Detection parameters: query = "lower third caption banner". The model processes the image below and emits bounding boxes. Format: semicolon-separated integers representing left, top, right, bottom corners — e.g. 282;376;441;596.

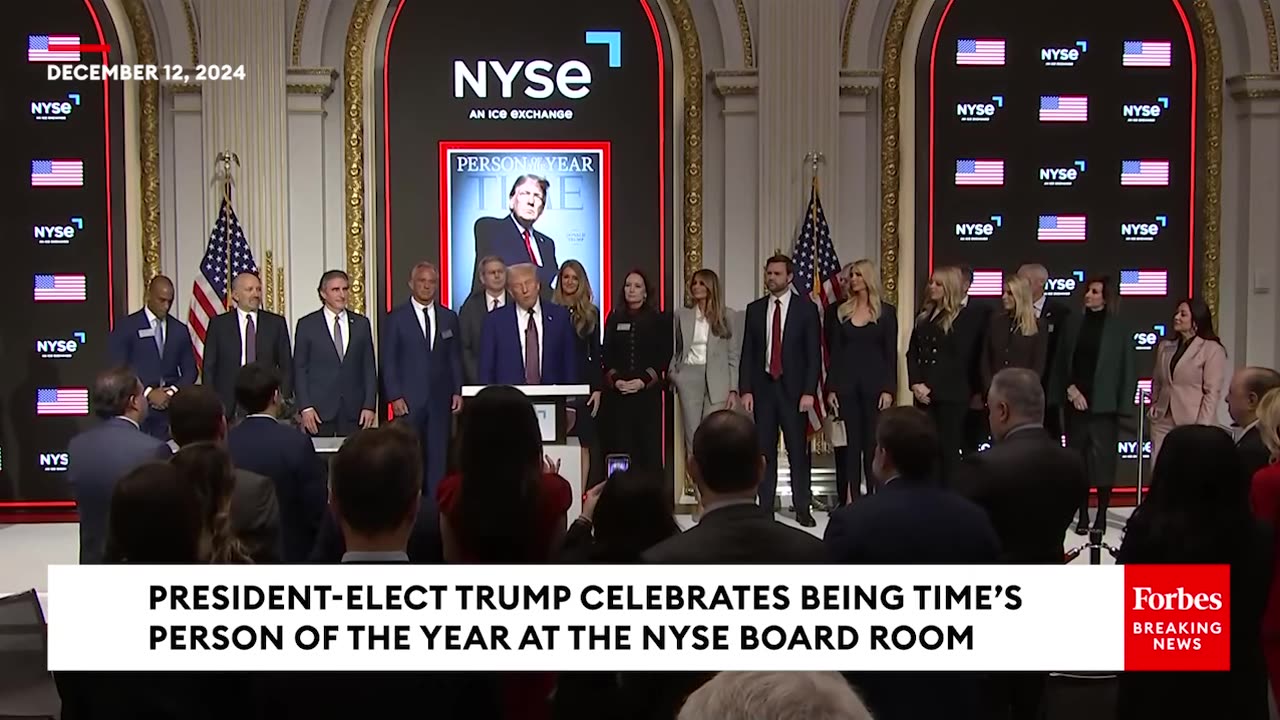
44;564;1229;672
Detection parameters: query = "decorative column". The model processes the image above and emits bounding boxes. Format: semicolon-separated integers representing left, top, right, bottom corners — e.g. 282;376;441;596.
837;70;882;264
286;68;339;317
709;70;760;310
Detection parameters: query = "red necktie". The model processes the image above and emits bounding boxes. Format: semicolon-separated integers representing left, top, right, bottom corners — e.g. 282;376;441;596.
522;228;538;265
769;299;783;379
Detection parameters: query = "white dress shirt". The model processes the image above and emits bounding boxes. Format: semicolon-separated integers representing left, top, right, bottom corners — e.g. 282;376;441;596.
486;292;507;312
323;307;350;356
764;290;792;372
236;307;258;366
517;301;544;374
141;308;177;395
1032;295;1045;319
511;216;543;266
687;308;709;365
410;297;436;350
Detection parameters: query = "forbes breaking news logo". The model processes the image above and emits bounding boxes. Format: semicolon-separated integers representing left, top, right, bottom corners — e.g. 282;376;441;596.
39;451;69;473
1041;40;1087;67
36;331;85;359
31;92;80;121
35;216;82;245
1134;324;1166;352
1124;96;1168;123
955;215;1001;242
1123;215;1166;242
955;95;1003;122
1040;160;1085;187
1044;269;1085;297
455;30;620;119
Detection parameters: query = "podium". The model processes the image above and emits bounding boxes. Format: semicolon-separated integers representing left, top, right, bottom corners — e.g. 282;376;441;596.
462;384;591;523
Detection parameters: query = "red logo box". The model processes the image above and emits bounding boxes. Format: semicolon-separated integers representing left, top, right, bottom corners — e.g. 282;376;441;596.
1124;564;1231;671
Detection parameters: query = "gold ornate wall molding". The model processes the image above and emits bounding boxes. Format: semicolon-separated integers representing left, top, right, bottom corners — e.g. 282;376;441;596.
840;0;861;68
1192;0;1223;321
292;0;311;66
121;0;162;287
181;0;198;66
1262;0;1279;72
1227;72;1280;98
734;0;754;66
342;0;375;314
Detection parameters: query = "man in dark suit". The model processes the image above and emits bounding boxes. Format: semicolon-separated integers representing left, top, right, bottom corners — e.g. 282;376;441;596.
226;363;326;562
202;271;292;417
168;385;282;563
107;275;197;439
293;270;377;437
382;261;463;506
1019;263;1072;442
479;263;578;386
66;367;170;563
471;174;558;296
825;406;999;720
738;254;821;526
1228;366;1280;482
459;255;510;385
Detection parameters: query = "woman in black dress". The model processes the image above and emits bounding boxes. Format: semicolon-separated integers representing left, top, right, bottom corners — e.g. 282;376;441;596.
600;270;669;471
552;259;603;484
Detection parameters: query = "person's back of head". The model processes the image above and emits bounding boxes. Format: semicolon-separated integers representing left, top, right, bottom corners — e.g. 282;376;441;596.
92;367;143;421
170;442;247;563
457;385;542;561
1260;387;1280;461
104;462;204;563
690;410;762;502
168;386;227;446
592;469;680;561
234;362;281;416
874;406;938;482
330;425;423;550
988;367;1045;440
678;671;872;720
1234;367;1280;429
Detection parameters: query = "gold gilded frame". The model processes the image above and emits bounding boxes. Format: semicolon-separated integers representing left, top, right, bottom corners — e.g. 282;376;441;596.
878;0;1223;320
121;0;161;287
342;0;702;314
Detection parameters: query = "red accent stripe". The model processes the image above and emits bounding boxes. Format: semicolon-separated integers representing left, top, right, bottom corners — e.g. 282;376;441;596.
84;0;114;331
68;43;110;53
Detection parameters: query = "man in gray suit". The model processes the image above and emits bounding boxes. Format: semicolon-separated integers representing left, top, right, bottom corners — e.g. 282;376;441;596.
67;367;170;564
458;255;510;385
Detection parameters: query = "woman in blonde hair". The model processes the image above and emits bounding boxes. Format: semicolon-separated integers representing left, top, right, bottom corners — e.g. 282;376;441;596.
670;269;741;449
168;442;251;564
552;260;603;481
907;265;983;483
980;274;1048;393
825;259;897;504
1249;387;1280;706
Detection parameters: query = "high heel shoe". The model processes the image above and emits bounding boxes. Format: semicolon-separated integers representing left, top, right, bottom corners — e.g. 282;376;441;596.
1074;519;1089;536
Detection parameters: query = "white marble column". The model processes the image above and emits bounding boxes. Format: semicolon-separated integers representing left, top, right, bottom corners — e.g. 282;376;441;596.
838;71;881;265
286;70;339;317
710;71;761;310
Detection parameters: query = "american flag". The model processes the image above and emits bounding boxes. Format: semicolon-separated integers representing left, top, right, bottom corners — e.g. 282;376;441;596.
792;185;841;434
1121;160;1169;186
1120;269;1168;296
956;39;1005;66
968;270;1004;297
1039;96;1088;122
31;160;83;187
28;35;79;63
955;159;1004;186
188;196;257;368
34;274;86;301
1123;41;1171;67
1038;215;1087;242
1135;379;1154;406
36;388;89;416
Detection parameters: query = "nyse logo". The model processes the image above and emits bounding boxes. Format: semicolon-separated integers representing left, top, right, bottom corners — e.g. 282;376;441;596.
34;216;82;245
31;92;80;121
1044;270;1086;297
1040;160;1086;187
1041;40;1088;67
1123;215;1166;242
36;331;85;359
955;215;1002;242
956;95;1003;122
39;452;69;472
454;30;620;100
1119;440;1152;460
1123;97;1169;124
1133;324;1167;351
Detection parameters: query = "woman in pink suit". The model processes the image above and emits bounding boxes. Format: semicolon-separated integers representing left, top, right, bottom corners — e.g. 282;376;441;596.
1148;297;1228;461
1248;388;1280;709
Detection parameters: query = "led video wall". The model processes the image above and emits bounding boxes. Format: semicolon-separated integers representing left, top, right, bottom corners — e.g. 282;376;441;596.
915;0;1205;487
0;0;128;509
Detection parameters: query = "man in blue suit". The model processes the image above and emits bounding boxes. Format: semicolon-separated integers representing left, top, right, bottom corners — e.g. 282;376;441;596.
67;367;171;563
479;263;578;387
107;275;197;439
381;261;462;504
294;269;378;437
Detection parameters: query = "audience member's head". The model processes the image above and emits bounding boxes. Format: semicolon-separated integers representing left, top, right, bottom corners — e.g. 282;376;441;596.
591;469;680;562
1227;367;1280;429
170;442;248;564
1259;388;1280;462
690;410;763;504
234;362;282;417
168;385;228;446
457;385;543;562
873;407;938;483
678;671;873;720
988;368;1045;441
92;367;146;421
330;425;422;553
104;462;204;563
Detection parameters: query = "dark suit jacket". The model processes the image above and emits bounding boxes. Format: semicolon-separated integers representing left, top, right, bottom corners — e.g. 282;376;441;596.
1047;308;1137;416
956;425;1086;564
308;499;443;564
202;308;292;414
67;418;170;564
293;309;376;423
459;291;510;385
227;416;326;562
979;311;1049;392
738;293;821;401
825;301;898;396
1240;425;1272;486
906;304;985;404
479;302;578;386
643;503;825;563
380;302;463;414
1040;298;1072;398
108;310;197;391
230;468;283;563
472;214;558;293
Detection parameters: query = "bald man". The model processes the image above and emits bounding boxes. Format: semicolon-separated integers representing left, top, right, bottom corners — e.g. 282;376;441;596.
202;271;293;416
108;275;197;439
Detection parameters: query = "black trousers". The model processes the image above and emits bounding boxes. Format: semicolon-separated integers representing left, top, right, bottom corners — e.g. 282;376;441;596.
837;387;878;503
754;378;811;513
922;400;967;487
314;415;360;437
1065;409;1118;527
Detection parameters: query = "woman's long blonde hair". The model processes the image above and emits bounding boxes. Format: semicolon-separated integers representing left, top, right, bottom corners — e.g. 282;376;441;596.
1259;387;1280;462
689;268;731;339
1004;275;1039;337
916;265;963;333
837;259;883;324
553;259;599;338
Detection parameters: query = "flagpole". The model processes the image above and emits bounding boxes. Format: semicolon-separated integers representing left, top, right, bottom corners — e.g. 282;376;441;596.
215;151;240;309
803;151;824;300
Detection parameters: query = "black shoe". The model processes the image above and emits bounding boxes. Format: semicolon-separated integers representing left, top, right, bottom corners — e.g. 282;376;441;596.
1074;520;1089;536
796;513;817;528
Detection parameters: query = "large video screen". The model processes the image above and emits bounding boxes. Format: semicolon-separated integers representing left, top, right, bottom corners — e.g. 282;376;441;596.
0;0;127;510
916;0;1204;487
375;0;672;315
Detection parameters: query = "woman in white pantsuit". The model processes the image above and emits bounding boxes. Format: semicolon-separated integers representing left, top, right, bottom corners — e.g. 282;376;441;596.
670;269;742;448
